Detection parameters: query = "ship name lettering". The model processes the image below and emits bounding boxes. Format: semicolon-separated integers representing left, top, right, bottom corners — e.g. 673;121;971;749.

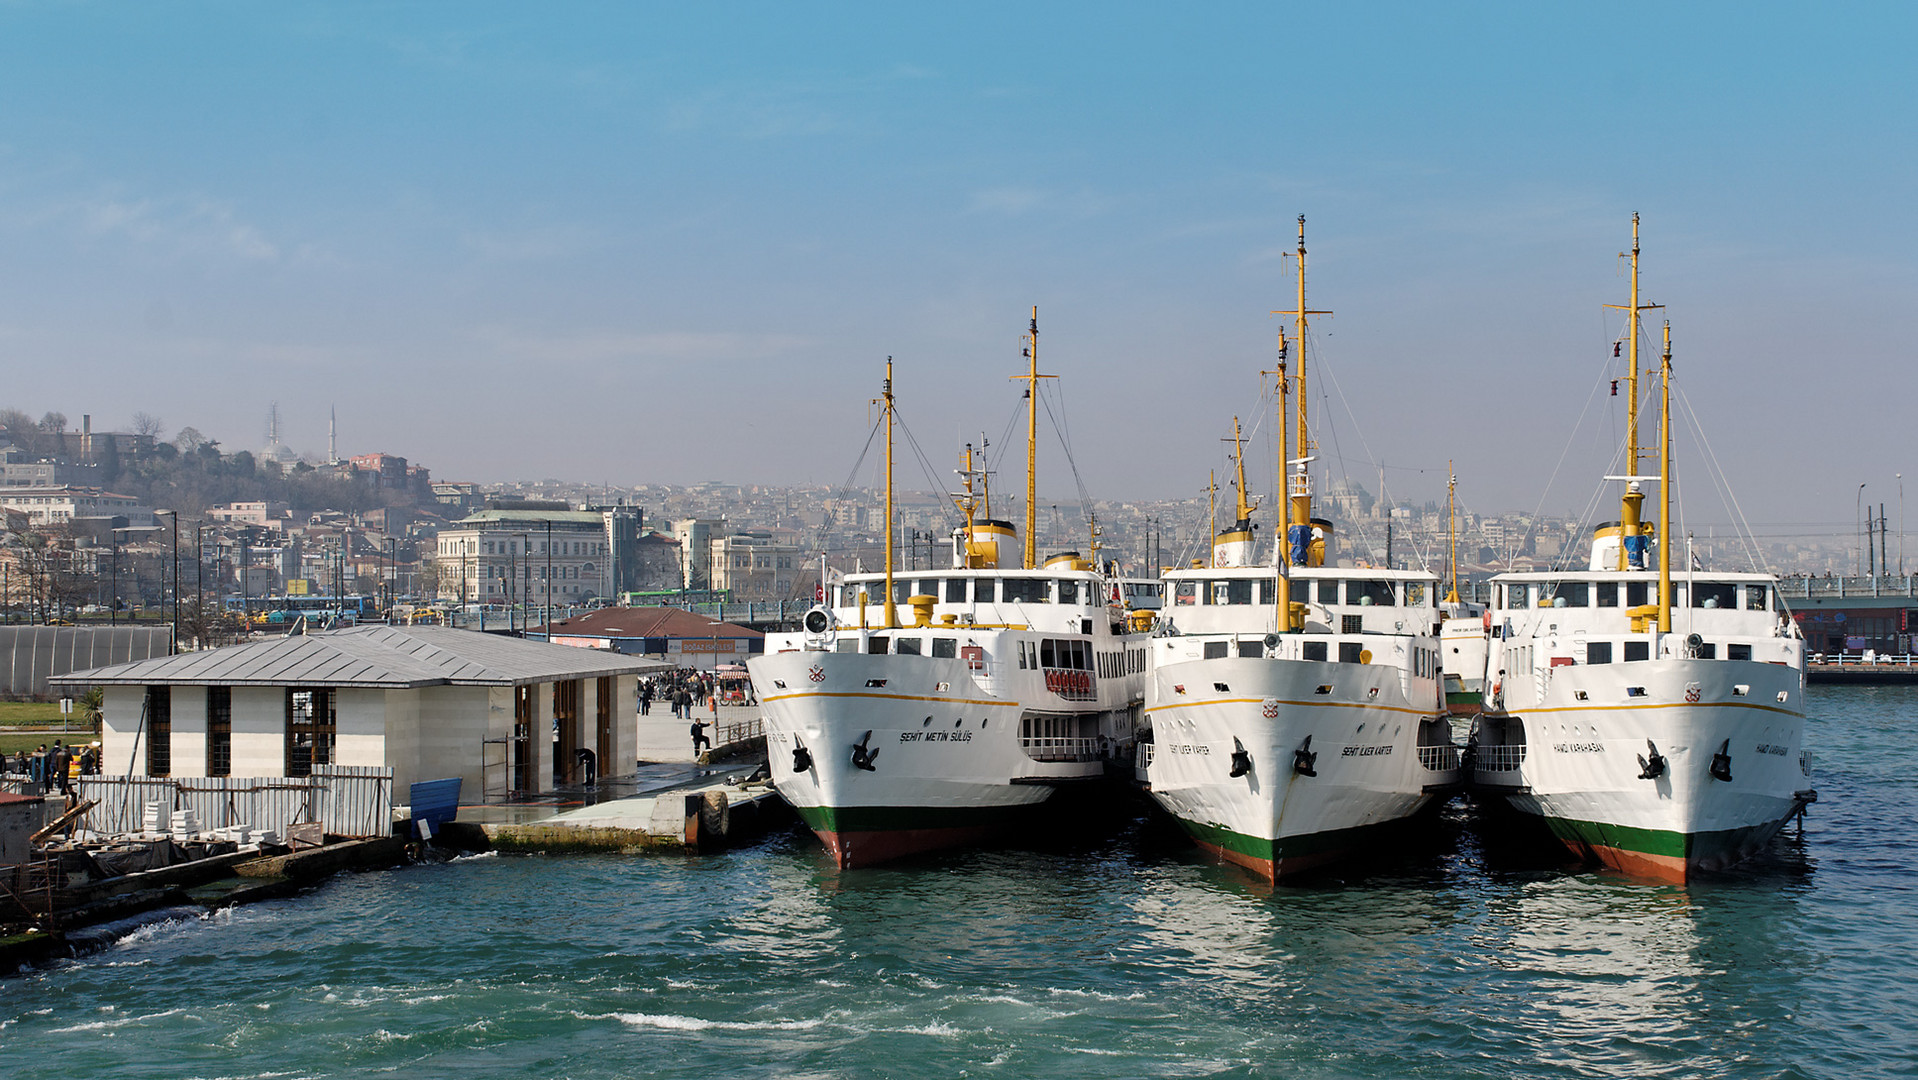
899;730;974;744
1755;743;1789;756
1340;745;1393;757
1552;742;1605;754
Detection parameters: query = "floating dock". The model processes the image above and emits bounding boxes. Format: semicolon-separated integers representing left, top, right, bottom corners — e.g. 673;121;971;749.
444;757;787;855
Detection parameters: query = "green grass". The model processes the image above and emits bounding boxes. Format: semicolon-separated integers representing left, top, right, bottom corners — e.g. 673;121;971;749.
0;731;94;756
0;701;65;727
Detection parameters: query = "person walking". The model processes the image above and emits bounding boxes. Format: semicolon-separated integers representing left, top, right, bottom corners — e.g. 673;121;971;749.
639;679;653;716
674;686;692;720
49;741;72;798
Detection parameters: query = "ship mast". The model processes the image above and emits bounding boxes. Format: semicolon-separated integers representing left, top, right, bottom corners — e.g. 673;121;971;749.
1273;215;1330;567
1265;329;1293;630
1446;462;1460;605
1230;416;1253;524
1604;213;1662;569
880;357;897;629
1012;307;1055;569
1658;323;1673;634
953;443;981;568
1205;470;1218;565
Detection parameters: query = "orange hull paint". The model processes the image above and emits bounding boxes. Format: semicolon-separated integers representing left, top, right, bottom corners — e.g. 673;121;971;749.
814;824;1001;869
1191;837;1348;884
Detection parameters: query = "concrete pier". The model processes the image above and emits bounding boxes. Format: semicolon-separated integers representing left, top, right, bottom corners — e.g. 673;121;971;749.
446;756;786;855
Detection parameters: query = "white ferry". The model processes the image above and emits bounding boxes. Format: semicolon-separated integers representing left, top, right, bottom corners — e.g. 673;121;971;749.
1143;218;1458;881
1467;218;1815;881
751;334;1154;868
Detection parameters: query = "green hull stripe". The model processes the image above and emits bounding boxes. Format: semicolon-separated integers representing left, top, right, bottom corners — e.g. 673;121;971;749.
791;802;1037;835
1538;813;1789;862
1173;816;1403;863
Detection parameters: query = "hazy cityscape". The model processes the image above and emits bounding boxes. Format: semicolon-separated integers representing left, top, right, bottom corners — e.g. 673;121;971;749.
0;399;1879;628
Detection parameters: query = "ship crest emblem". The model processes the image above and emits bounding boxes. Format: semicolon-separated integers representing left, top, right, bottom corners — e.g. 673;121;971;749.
1261;699;1280;719
807;665;826;683
1684;682;1702;703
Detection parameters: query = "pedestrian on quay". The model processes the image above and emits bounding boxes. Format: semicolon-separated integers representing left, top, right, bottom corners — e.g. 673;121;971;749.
690;717;710;755
639;679;653;716
674;686;692;719
50;741;71;798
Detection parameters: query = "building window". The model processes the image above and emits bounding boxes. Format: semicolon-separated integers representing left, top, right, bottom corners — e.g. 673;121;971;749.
285;688;336;777
207;686;232;776
146;685;172;777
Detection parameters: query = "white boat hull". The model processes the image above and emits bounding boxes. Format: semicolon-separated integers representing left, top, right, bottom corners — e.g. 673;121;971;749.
1475;658;1812;881
752;649;1087;868
1146;656;1456;880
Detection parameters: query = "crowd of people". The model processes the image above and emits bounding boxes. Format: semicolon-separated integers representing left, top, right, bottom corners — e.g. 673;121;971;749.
7;740;98;799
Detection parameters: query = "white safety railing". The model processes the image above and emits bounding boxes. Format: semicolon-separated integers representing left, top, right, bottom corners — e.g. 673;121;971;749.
1418;744;1461;772
1021;735;1101;762
75;765;393;840
1474;744;1527;772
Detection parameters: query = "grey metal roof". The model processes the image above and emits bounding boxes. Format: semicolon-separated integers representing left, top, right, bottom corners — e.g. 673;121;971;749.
51;625;670;689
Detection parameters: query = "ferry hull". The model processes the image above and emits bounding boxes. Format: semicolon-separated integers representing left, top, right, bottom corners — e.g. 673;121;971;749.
1479;658;1810;883
751;650;1057;869
1146;657;1453;882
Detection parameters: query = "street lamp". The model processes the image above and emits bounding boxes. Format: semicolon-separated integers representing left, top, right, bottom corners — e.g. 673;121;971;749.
156;510;178;654
1858;483;1868;577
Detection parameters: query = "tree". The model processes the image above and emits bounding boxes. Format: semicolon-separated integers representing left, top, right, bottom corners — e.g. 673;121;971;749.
416;555;446;600
174;426;207;453
131;412;166;440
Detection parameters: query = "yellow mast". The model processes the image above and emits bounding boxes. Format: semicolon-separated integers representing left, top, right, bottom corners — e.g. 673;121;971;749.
881;357;897;629
954;443;981;566
1605;213;1662;569
1272;215;1330;566
1658;322;1673;633
1265;329;1293;629
1230;416;1253;523
1446;461;1460;604
1011;307;1054;569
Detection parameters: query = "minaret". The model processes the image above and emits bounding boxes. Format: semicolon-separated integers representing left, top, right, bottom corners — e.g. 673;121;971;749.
328;406;338;465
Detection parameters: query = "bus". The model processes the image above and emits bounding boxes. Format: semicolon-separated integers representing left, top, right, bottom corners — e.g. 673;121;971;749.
224;594;376;626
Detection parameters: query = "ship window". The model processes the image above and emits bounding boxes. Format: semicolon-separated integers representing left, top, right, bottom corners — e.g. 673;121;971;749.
836;638;858;652
917;579;939;599
1693;583;1736;609
1728;643;1751;661
1004;578;1048;603
932;638;957;659
1623;640;1649;662
1339;642;1363;664
1318;579;1340;604
1342;614;1363;635
1626;581;1649;607
1040;639;1057;668
1225;579;1253;605
1238;640;1264;657
1556;583;1589;608
1585;641;1613;665
1354;579;1393;607
1061;580;1085;605
1503;584;1525;608
1204;640;1228;659
895;637;922;655
1695;642;1717;659
1596;583;1619;608
1404;581;1427;606
1744;585;1768;611
946;578;967;603
868;636;889;655
1303;641;1327;662
1174;580;1198;606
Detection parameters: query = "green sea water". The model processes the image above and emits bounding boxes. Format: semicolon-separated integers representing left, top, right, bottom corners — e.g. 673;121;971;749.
2;684;1913;1079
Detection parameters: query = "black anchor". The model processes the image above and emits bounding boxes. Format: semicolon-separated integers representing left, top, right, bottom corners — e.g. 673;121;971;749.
792;739;814;774
1637;739;1667;780
1229;737;1253;779
1292;734;1318;778
1709;739;1734;783
850;730;880;772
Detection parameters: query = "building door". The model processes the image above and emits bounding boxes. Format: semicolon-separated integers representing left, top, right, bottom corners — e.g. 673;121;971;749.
596;676;615;775
512;685;534;793
554;679;580;784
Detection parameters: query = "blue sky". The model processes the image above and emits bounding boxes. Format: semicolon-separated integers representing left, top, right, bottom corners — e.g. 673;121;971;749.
0;3;1911;542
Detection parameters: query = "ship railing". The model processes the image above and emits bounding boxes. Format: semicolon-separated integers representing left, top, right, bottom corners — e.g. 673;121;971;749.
1021;735;1101;762
1808;652;1918;667
1140;743;1156;770
1776;574;1918;600
1474;744;1527;772
1418;744;1461;772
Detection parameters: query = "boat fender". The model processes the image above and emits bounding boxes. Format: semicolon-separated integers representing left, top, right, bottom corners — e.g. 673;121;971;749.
1229;737;1253;778
850;730;880;772
1292;734;1318;778
1709;738;1734;782
1636;739;1667;780
792;741;814;774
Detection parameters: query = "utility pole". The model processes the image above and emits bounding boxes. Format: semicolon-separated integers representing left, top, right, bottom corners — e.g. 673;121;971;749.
156;510;178;654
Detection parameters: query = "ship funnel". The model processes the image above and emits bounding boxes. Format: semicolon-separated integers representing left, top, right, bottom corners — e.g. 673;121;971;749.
958;519;1016;569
